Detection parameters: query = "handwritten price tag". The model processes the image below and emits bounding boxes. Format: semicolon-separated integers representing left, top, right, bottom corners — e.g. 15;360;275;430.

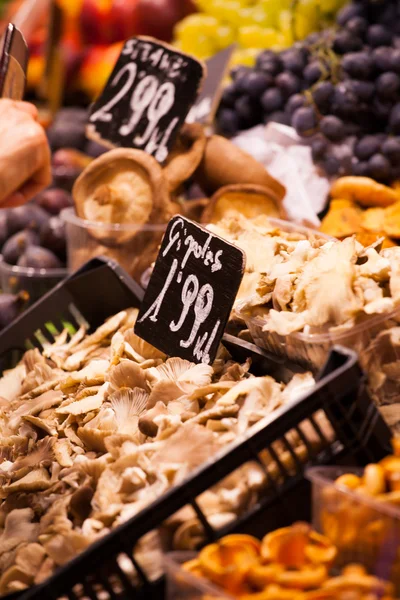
135;216;245;365
87;36;205;163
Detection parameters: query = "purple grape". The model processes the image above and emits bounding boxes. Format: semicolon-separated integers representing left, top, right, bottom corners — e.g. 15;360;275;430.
351;160;369;176
320;115;346;142
349;80;375;101
366;24;392;48
241;72;273;98
261;87;284;113
323;155;342;176
311;136;328;161
266;111;290;126
312;81;334;109
275;72;301;97
220;83;239;107
217;108;239;135
391;49;400;74
256;54;282;76
376;72;400;100
230;65;251;82
333;31;362;54
292;107;317;137
355;136;381;161
234;95;255;123
341;52;373;80
280;49;306;75
372;47;394;72
303;61;323;84
389;103;400;134
7;204;49;235
337;3;365;26
368;153;391;181
332;83;358;117
285;94;306;116
373;97;392;120
345;17;368;38
382;137;400;163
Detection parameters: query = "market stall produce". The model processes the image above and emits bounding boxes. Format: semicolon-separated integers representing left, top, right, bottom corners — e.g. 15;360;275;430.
217;0;400;184
167;524;395;599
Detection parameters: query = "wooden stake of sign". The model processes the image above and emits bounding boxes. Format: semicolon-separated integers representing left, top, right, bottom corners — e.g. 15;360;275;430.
135;216;246;365
186;44;236;126
0;23;28;100
87;36;206;164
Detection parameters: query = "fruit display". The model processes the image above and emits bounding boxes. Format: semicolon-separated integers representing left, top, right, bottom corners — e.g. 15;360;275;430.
0;190;71;271
173;0;348;65
0;307;319;596
177;525;394;599
1;0;197;101
320;175;400;247
217;0;400;184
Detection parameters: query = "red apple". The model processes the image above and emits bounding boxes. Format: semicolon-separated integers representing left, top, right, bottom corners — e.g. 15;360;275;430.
79;0;114;45
180;0;197;17
111;0;140;41
134;0;182;42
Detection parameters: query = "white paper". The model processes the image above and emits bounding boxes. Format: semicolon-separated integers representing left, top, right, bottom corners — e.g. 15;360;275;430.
233;123;330;227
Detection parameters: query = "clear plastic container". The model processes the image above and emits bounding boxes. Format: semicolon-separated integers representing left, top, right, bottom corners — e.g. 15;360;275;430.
164;552;234;600
234;219;400;404
62;208;166;283
308;466;400;591
0;255;68;306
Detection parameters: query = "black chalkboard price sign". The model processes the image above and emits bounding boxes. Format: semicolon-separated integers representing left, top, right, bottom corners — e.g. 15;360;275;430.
87;36;205;163
135;216;246;365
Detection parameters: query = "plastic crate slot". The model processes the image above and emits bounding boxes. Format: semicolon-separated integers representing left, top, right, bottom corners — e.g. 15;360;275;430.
113;559;136;593
68;304;90;330
24;339;35;351
293;423;316;459
33;329;53;350
190;499;215;541
266;442;291;480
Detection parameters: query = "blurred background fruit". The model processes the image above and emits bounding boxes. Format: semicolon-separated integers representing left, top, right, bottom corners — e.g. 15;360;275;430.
174;0;348;66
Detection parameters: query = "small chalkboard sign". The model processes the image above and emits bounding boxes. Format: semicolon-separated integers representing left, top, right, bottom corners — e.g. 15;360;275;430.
87;36;205;164
186;44;236;125
0;24;28;100
135;216;245;365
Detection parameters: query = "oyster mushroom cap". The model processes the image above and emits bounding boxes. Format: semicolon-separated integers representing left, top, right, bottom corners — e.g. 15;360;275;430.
73;148;173;244
163;123;207;194
195;135;286;200
201;184;286;225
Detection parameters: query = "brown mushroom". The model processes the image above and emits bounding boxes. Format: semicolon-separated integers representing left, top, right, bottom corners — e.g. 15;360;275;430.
73;148;174;245
194;135;286;200
201;184;286;224
163;123;207;194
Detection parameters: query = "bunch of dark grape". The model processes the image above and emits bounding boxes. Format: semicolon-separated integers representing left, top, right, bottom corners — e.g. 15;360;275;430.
217;0;400;182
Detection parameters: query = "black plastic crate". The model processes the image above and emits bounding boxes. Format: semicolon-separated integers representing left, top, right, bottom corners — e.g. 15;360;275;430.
0;258;390;600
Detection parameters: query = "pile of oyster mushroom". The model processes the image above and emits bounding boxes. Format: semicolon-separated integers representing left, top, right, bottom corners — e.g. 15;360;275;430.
214;214;400;407
0;308;323;595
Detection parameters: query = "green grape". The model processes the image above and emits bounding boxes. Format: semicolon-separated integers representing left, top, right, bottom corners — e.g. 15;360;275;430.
279;10;294;48
231;48;258;68
174;14;219;42
294;0;320;39
251;6;278;28
216;25;236;50
318;0;347;13
239;25;283;49
178;34;218;59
